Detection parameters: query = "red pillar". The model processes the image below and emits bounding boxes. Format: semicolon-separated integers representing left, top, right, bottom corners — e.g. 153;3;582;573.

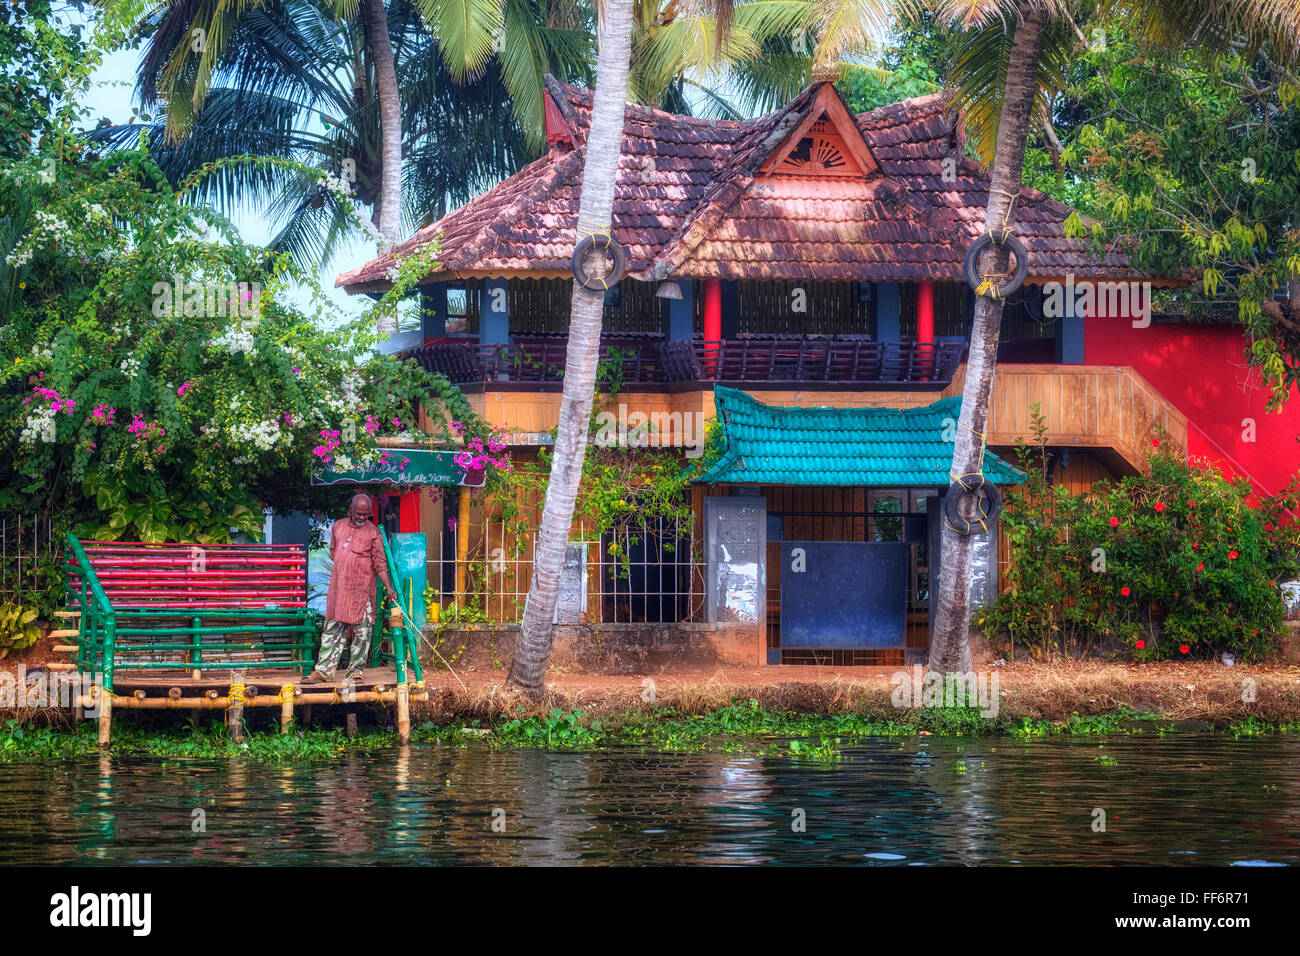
916;280;934;343
916;280;935;381
702;278;722;377
399;490;421;533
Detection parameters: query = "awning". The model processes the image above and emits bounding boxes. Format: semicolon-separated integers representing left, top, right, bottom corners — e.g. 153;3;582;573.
697;386;1025;487
312;448;484;487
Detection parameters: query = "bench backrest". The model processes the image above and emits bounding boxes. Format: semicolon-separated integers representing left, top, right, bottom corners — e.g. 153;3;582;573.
66;540;308;610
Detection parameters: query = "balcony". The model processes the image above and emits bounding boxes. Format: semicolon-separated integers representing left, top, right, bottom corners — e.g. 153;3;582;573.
409;333;965;389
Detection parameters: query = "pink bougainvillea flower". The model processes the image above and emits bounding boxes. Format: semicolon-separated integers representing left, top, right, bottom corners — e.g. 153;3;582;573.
177;382;193;397
447;518;457;533
1109;517;1119;527
1120;586;1131;597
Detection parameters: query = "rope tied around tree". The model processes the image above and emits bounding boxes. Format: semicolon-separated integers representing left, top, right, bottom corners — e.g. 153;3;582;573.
964;187;1028;300
571;217;626;291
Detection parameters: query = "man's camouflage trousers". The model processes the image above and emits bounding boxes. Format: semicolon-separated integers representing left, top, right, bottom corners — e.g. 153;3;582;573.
315;599;374;678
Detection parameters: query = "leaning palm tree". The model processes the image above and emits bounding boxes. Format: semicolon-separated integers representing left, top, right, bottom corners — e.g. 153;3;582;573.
507;0;637;693
817;0;1300;674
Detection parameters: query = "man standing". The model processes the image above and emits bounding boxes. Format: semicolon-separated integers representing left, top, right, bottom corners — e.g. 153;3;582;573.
309;493;399;682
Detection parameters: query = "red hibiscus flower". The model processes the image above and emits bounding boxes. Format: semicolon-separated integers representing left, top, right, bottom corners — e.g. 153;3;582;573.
1120;586;1131;596
1152;438;1160;448
1136;640;1145;650
1228;550;1238;560
1109;517;1119;527
1154;502;1166;512
1196;562;1204;573
1179;644;1190;654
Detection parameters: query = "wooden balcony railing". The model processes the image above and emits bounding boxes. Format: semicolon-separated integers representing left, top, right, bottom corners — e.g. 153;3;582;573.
659;337;964;385
411;334;965;388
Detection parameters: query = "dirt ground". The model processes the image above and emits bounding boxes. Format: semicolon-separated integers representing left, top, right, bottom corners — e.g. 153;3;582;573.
9;633;1300;725
409;657;1300;725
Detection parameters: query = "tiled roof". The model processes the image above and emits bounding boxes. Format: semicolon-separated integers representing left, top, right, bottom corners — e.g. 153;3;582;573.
338;77;1150;292
698;386;1025;487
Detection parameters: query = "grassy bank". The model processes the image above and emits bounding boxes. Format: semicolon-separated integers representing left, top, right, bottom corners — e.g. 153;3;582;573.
2;700;1298;763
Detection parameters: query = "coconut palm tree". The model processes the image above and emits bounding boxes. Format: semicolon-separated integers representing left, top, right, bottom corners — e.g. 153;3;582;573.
102;0;550;265
507;0;636;692
816;0;1300;674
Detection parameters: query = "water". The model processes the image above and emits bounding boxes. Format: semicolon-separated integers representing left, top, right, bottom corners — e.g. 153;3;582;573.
1;736;1296;865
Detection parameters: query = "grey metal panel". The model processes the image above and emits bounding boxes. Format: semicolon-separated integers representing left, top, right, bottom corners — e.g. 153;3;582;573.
704;495;766;626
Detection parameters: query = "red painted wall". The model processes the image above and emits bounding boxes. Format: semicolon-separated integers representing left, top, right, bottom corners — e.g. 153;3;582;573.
1084;317;1300;496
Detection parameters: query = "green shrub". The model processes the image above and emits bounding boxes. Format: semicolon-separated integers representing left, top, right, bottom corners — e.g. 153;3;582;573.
0;602;40;658
981;405;1300;661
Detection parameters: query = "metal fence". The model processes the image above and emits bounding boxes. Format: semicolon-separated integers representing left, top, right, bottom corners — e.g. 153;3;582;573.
0;513;59;603
430;513;706;625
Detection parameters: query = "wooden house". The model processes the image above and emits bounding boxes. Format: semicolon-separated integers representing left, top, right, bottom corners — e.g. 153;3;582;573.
337;77;1300;666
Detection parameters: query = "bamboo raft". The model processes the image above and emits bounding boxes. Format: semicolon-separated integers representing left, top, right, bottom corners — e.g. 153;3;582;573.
60;531;426;747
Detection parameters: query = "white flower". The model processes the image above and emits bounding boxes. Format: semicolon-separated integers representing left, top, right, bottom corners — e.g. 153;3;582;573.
208;320;258;355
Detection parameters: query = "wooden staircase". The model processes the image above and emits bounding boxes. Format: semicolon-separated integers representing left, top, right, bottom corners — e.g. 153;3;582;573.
945;363;1189;474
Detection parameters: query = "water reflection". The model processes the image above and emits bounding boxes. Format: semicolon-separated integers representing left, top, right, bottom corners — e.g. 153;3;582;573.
1;736;1297;866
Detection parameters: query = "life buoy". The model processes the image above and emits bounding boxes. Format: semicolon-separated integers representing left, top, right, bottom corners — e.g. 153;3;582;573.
963;231;1028;300
943;475;1003;536
571;233;626;291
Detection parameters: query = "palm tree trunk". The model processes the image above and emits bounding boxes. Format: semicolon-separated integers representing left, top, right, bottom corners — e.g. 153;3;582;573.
363;0;401;243
929;3;1046;675
507;0;635;692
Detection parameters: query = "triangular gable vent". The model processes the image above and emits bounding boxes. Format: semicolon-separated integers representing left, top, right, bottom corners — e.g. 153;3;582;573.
760;85;879;179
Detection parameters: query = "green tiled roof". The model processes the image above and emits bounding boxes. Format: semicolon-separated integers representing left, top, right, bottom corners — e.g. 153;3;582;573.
698;386;1025;487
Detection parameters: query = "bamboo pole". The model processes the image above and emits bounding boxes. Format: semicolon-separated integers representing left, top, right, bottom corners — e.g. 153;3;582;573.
227;673;246;744
396;682;410;745
97;692;111;748
455;485;470;603
279;684;294;734
75;690;429;710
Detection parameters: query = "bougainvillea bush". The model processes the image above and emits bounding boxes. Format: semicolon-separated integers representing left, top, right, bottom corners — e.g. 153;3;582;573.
1;139;487;547
980;407;1300;662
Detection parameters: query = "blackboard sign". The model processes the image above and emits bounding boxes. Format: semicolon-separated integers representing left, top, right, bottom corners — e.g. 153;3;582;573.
780;542;907;648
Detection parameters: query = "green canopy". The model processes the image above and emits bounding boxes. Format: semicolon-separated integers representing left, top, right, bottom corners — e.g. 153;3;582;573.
698;386;1024;487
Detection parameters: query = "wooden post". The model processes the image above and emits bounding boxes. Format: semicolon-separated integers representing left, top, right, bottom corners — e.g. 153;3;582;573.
455;485;470;603
345;712;358;737
97;690;112;749
301;703;313;726
396;682;411;745
228;673;245;744
279;684;294;734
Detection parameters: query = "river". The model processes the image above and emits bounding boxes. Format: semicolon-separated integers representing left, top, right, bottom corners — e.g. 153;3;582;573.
1;735;1296;865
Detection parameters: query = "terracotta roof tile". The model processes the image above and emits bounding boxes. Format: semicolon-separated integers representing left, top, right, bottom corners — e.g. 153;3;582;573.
337;79;1157;292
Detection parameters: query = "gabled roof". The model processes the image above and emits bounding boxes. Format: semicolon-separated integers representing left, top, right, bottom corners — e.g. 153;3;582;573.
698;386;1025;487
338;78;1151;293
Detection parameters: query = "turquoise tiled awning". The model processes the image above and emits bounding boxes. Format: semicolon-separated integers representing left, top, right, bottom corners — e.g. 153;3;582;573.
698;386;1025;487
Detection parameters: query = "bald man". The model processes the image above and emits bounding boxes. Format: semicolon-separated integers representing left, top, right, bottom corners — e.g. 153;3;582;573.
308;494;399;682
